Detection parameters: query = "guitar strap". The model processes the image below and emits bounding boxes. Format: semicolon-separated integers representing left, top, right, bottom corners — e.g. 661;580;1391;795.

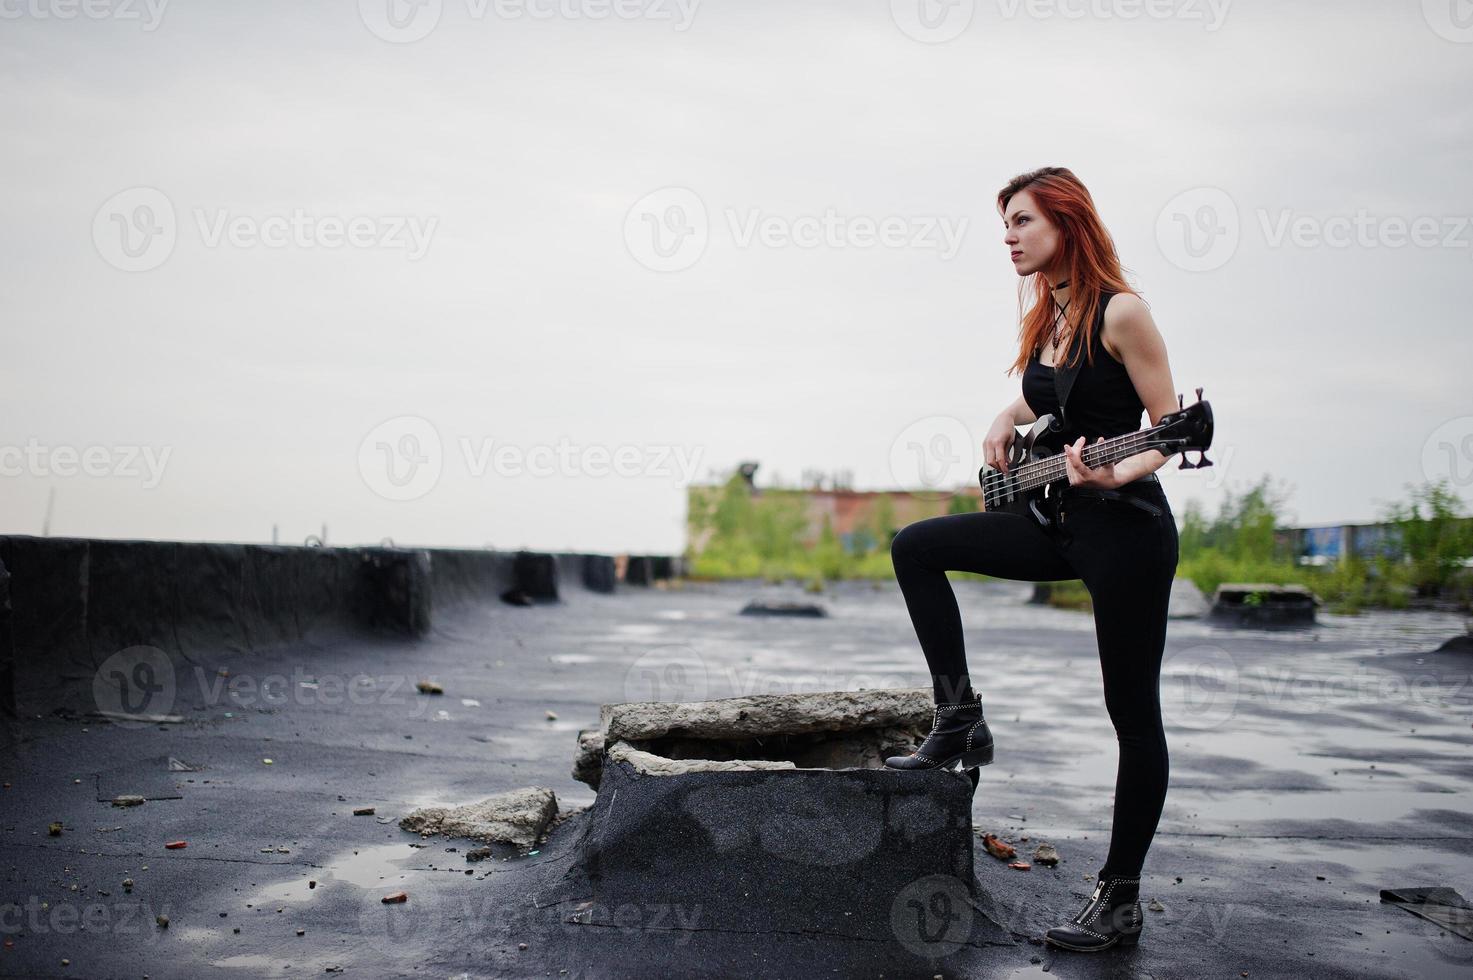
1050;290;1116;431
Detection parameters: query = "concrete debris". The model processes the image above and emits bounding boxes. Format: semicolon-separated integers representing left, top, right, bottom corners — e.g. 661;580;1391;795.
1033;843;1060;867
400;787;558;850
573;689;935;789
571;729;605;788
601;689;932;742
607;741;798;776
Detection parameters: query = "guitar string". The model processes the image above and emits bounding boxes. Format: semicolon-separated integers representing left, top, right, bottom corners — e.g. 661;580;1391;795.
1002;428;1155;488
981;430;1156;499
980;428;1166;502
985;429;1154;489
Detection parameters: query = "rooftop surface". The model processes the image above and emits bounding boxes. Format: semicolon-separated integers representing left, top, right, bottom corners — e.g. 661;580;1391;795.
2;578;1470;979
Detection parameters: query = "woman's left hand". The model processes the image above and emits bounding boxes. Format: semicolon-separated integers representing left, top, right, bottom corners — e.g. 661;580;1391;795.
1064;436;1122;489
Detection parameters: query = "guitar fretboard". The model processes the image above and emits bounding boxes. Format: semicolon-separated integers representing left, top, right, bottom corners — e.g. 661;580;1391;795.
982;425;1166;505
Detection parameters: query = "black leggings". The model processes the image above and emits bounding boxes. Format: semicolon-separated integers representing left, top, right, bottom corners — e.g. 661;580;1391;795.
890;479;1179;879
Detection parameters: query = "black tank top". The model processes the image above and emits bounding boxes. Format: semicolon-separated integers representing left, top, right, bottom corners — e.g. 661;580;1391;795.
1021;291;1146;453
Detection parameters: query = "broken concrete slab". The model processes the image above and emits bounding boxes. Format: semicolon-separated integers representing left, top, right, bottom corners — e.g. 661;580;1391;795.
600;688;931;742
606;741;798;776
573;689;934;789
545;689;1001;943
546;753;1003;947
400;786;558;850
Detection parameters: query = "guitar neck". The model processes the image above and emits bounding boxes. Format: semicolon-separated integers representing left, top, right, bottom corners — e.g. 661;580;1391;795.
1012;426;1166;493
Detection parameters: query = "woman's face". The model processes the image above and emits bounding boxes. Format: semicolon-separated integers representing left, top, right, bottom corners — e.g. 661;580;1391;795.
1001;189;1060;278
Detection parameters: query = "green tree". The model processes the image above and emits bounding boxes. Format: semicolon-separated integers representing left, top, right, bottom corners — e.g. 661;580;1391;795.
1378;479;1473;596
947;492;980;515
871;493;898;544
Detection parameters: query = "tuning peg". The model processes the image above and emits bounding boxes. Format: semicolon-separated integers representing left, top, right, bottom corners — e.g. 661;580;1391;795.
1195;451;1213;468
1177;393;1184;409
1195;386;1204;402
1178;453;1196;470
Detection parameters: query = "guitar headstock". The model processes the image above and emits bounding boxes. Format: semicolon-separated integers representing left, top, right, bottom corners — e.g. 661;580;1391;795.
1153;387;1214;469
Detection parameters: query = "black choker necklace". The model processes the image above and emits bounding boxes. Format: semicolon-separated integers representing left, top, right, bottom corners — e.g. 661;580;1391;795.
1050;279;1070;290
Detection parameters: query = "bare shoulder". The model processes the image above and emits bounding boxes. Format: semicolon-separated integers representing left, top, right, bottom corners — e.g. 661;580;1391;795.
1100;292;1158;360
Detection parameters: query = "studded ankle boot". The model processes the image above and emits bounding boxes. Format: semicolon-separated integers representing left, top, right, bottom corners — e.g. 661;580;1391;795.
882;697;994;771
1044;871;1143;952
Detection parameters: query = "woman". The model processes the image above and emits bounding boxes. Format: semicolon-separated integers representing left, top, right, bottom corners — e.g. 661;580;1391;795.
882;166;1181;953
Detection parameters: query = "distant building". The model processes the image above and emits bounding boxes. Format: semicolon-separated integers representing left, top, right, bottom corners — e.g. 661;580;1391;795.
686;462;981;555
1283;519;1473;565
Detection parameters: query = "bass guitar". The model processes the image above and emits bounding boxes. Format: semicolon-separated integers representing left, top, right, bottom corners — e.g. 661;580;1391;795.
977;387;1214;527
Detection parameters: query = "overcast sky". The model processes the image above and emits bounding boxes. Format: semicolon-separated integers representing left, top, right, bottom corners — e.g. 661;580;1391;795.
3;0;1471;553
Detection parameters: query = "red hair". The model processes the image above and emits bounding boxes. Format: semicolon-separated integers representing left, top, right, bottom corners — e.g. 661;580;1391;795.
996;166;1141;376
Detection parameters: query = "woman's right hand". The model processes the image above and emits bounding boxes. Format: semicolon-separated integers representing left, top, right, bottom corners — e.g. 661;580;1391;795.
983;415;1016;473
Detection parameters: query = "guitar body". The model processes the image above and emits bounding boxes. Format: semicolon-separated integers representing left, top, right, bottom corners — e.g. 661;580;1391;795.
978;416;1070;526
976;392;1214;527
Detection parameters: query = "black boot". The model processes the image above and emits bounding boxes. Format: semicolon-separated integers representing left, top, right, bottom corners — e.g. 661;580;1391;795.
1044;871;1143;952
883;697;994;771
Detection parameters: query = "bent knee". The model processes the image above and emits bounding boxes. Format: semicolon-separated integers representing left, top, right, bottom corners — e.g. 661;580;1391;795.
890;524;914;562
890;521;931;563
